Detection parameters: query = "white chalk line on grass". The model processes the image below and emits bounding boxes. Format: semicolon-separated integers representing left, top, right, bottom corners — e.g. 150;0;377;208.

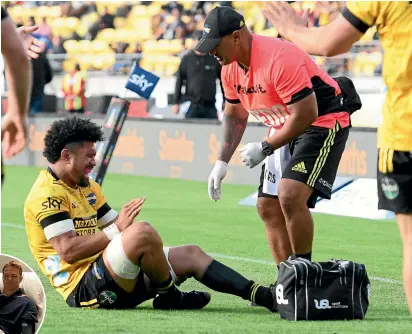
2;222;402;285
2;223;25;230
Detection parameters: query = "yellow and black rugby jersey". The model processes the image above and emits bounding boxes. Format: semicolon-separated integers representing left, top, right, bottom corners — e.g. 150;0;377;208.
343;1;412;151
24;167;118;301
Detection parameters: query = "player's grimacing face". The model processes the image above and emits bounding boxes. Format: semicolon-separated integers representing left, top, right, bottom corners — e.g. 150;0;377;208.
69;141;96;187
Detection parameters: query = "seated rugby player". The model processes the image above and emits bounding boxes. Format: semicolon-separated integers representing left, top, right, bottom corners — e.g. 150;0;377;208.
24;117;277;311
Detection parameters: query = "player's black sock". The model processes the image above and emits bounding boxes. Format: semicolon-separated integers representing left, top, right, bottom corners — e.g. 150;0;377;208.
248;283;274;309
155;274;179;296
199;260;254;299
294;251;312;262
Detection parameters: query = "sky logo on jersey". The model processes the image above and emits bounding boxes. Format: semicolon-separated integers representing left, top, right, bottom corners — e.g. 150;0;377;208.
125;63;160;100
87;192;97;205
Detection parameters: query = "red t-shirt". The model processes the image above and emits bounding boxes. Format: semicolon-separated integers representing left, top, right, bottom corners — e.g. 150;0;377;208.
222;34;350;129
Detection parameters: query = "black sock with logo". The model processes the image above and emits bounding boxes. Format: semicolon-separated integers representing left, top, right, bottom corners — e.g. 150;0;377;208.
248;283;274;309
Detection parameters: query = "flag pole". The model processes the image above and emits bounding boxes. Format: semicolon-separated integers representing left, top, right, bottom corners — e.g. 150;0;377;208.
121;61;137;99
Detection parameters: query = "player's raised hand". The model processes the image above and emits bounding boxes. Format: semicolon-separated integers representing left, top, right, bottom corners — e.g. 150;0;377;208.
116;197;146;231
1;112;27;159
262;2;310;39
208;160;228;201
17;25;46;59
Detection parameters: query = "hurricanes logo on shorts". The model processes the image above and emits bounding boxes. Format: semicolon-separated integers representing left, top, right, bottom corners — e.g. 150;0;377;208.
381;177;399;200
291;162;307;173
99;290;117;306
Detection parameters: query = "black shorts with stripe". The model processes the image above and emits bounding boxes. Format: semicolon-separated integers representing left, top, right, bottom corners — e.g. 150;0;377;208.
377;149;412;214
282;122;349;206
66;254;155;309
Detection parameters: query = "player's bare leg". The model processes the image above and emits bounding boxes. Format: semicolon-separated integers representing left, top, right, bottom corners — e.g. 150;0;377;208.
103;221;210;310
256;197;292;265
166;245;277;311
103;221;169;292
397;213;412;316
278;178;314;260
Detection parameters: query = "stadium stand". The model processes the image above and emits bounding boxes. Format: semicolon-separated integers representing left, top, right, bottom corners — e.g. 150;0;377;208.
3;1;382;77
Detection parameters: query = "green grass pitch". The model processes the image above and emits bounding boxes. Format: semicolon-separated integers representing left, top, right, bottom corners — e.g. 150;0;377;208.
1;166;410;333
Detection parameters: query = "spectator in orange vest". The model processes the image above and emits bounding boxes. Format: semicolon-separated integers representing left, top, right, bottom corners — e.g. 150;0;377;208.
61;64;87;114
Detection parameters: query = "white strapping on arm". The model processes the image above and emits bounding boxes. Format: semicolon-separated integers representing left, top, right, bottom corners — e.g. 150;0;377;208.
44;219;74;240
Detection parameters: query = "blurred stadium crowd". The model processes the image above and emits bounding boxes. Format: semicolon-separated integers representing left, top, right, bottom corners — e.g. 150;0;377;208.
3;1;382;77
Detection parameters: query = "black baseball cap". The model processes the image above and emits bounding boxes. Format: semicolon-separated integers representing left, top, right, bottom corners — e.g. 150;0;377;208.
195;6;245;54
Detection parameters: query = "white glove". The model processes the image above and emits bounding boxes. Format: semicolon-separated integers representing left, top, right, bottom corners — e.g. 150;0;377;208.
208;160;228;201
239;142;266;169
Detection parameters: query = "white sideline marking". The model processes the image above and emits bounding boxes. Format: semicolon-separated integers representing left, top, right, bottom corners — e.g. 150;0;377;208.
2;222;402;285
2;223;25;230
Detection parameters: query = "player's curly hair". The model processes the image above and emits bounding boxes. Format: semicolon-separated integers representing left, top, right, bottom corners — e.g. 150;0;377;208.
43;117;104;163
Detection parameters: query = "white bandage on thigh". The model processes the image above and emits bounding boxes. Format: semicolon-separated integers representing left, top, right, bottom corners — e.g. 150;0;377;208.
262;144;292;196
106;233;140;280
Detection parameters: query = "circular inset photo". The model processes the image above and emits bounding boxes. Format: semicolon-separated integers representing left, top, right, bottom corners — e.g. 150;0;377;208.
0;254;46;334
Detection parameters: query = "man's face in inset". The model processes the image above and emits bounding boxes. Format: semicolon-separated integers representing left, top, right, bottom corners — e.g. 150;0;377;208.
3;266;22;292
